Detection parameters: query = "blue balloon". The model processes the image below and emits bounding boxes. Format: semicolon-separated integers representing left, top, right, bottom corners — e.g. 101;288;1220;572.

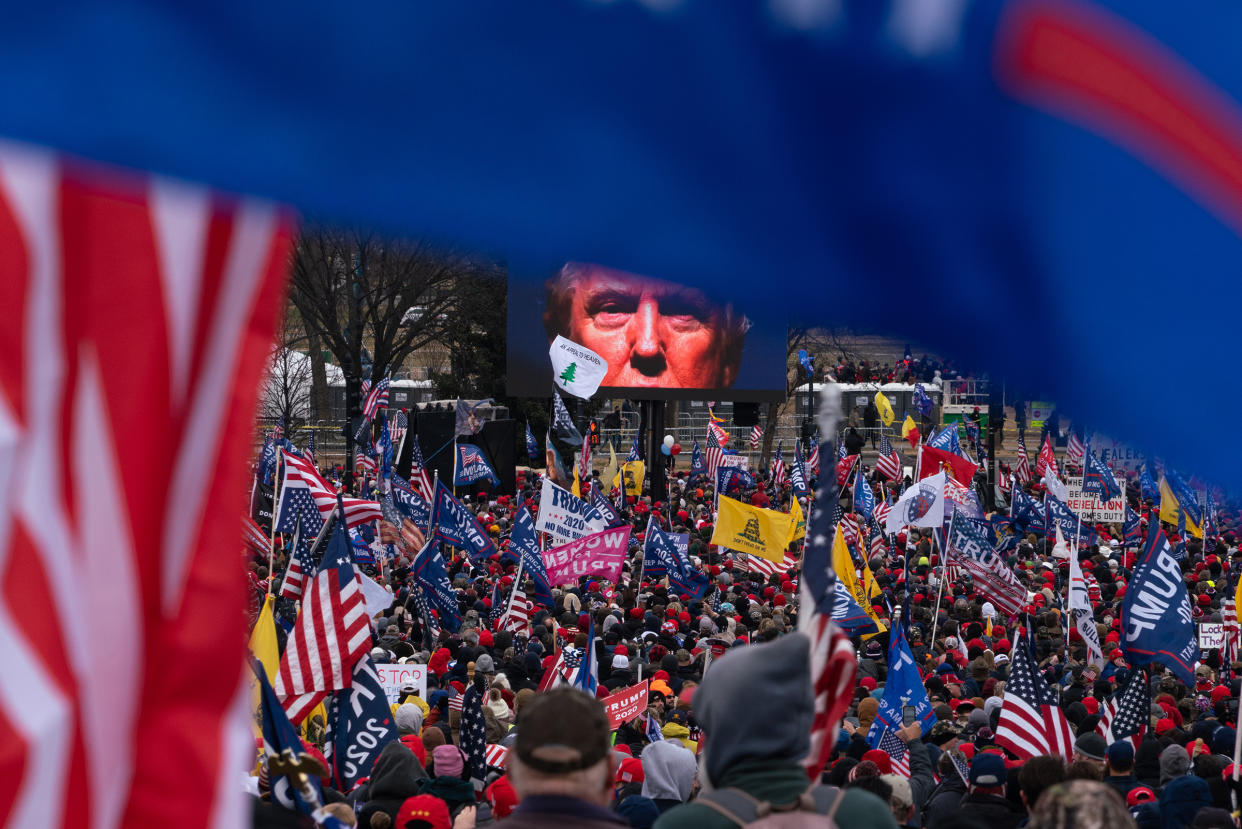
660;443;672;456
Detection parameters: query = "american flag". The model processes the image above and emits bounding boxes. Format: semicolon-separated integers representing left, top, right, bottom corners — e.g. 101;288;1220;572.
407;434;434;500
484;744;510;771
749;424;763;450
1224;589;1240;667
281;449;383;527
538;649;567;692
243;515;272;556
994;631;1074;760
498;589;532;633
276;483;320;534
0;147;292;829
705;424;726;482
770;441;787;488
275;510;371;724
360;377;371;399
741;552;799;579
1066;430;1084;467
839;513;861;547
412;583;440;648
578;432;592;488
390;409;408;452
1035;433;1058;479
460;679;490;790
279;513;319;600
874;500;892;530
355;451;377;476
1015;434;1033;483
807;441;821;478
835;454;858;488
708;420;730;447
362;375;390;420
304;429;317;468
876;727;911;778
876;434;902;482
1096;668;1147;749
868;521;887;560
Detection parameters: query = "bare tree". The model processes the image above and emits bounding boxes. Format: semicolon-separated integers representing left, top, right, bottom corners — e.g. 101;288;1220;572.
259;309;312;442
288;227;495;486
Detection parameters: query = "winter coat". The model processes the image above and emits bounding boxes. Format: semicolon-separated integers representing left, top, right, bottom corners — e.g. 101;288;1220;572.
924;776;967;829
349;741;427;828
496;794;629;829
955;791;1025;829
652;759;897;829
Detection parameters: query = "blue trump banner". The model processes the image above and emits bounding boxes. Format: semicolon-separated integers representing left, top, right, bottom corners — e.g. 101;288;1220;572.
1122;527;1196;685
326;655;399;792
411;539;461;632
430;480;498;563
831;580;878;635
505;507;555;608
869;623;935;739
1044;495;1096;545
454;443;500;487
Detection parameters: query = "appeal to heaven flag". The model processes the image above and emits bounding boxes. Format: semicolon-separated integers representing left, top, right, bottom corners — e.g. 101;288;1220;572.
710;496;793;563
549;334;609;399
874;391;895;427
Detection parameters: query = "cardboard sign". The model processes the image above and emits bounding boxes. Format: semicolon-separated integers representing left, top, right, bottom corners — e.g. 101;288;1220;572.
374;664;428;705
1063;474;1127;523
543;525;631;585
720;454;749;471
603;680;650;730
1199;623;1224;650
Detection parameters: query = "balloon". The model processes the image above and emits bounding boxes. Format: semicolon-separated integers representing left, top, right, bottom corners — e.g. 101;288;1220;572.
660;443;672;456
663;434;675;448
671;443;682;456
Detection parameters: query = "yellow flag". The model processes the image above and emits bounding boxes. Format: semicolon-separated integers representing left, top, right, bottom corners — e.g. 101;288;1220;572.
249;595;280;683
786;496;806;545
617;461;645;497
601;444;619;491
572;465;581;498
874;391;895;427
830;527;887;633
1159;477;1203;538
901;414;919;447
711;496;793;562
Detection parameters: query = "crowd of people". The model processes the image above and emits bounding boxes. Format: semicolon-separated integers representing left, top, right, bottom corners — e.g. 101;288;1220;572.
246;425;1242;829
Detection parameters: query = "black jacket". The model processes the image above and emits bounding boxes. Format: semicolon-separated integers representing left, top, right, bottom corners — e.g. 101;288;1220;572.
349;741;427;828
956;791;1025;829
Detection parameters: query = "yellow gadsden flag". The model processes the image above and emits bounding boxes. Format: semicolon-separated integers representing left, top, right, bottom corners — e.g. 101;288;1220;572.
874;391;895;427
711;496;793;562
1159;477;1203;538
787;496;806;545
616;460;645;497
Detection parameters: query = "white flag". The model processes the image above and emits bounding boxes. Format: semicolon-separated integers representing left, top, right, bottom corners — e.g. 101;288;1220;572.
549;335;609;399
1068;542;1105;670
886;471;946;534
1043;466;1069;502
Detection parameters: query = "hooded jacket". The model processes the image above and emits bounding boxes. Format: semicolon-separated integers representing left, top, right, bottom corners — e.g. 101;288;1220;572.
641;741;697;813
348;741;427;828
654;633;897;829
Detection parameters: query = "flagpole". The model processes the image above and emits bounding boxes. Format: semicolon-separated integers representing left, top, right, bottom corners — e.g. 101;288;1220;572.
267;451;283;596
930;513;952;646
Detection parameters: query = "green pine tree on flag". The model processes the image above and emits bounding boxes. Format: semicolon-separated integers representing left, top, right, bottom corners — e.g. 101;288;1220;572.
559;362;577;387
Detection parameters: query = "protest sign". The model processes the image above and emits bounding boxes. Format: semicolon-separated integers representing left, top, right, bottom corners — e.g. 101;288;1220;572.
1199;623;1224;650
374;664;428;705
720;454;749;471
1063;474;1127;522
603;680;649;730
543;526;631;585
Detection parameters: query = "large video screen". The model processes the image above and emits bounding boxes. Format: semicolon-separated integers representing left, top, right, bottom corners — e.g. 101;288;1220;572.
507;262;786;400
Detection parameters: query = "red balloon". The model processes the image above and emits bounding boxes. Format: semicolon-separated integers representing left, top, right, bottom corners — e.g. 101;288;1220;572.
671;443;682;455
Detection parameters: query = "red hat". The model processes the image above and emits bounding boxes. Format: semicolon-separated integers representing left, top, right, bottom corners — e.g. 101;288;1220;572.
860;677;877;690
678;611;691;623
861;749;893;775
1212;685;1232;704
616;757;645;784
478;629;494;648
486;775;519;819
1082;697;1099;715
763;586;776;598
397;795;451;829
773;595;787;607
1156;718;1175;735
1126;787;1156;808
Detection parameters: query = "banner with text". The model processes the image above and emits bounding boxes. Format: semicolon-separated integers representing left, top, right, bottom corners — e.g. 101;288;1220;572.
603;680;650;730
543;525;632;585
374;664;428;705
1064;473;1127;522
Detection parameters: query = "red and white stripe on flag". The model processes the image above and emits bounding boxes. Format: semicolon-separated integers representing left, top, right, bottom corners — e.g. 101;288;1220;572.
0;142;293;829
276;566;371;723
484;744;510;770
801;615;857;780
282;449;383;527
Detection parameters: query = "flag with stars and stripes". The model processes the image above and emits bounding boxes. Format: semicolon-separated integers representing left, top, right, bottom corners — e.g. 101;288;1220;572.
362;375;390;421
705;423;726;483
1066;430;1084;467
749;424;763;450
276;478;321;534
994;631;1074;760
243;516;272;557
876;434;902;482
874;500;892;530
875;727;911;778
797;435;859;781
279;512;320;600
770;442;787;488
1223;589;1239;668
1015;434;1033;483
281;449;384;528
407;434;434;501
275;501;371;724
1096;668;1147;749
390;409;408;452
807;439;821;478
626;434;642;462
304;429;317;468
460;678;490;790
